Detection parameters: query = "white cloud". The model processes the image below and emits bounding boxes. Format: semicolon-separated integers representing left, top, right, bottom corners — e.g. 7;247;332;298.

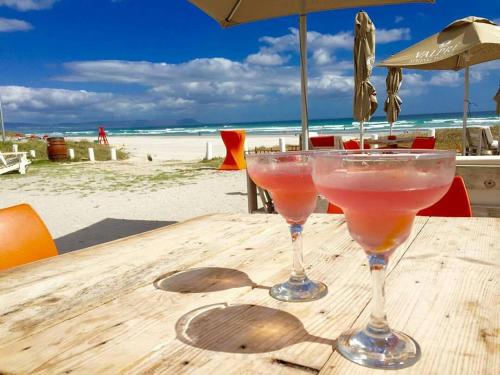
429;71;461;86
377;28;411;43
2;27;418;122
0;17;32;32
250;27;408;68
312;48;332;65
246;51;289;66
395;16;404;24
0;85;193;122
0;0;58;11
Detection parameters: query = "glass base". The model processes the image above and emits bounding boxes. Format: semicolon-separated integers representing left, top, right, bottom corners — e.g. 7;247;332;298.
337;327;421;369
269;277;328;302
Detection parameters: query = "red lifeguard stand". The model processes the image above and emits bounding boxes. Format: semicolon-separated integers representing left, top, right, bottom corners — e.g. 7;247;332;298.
98;126;109;145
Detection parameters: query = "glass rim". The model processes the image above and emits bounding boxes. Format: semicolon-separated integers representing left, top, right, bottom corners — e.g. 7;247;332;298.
246;150;315;160
309;148;456;160
246;149;456;161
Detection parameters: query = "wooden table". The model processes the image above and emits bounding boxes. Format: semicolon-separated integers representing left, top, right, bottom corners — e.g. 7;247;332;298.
0;214;498;374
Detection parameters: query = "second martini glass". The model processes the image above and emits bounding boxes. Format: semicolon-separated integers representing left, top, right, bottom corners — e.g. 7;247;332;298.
311;149;456;369
246;151;328;302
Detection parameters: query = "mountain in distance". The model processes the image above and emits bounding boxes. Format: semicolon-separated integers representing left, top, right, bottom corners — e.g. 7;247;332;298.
5;118;204;132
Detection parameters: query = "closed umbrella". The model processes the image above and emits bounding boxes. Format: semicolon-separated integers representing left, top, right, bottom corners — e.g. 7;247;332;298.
188;0;434;150
353;11;377;148
379;16;500;154
384;67;403;135
494;86;500;115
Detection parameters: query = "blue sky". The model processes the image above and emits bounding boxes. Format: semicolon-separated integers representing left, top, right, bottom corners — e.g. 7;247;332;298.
0;0;498;124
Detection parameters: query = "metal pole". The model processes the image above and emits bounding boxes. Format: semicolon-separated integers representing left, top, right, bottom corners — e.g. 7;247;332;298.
360;121;364;149
299;14;309;151
0;98;5;142
462;66;469;156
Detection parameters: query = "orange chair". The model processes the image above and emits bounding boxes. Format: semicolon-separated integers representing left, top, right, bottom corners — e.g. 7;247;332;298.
219;130;246;170
326;176;472;217
0;204;58;271
343;140;371;150
417;176;472;217
411;136;436;149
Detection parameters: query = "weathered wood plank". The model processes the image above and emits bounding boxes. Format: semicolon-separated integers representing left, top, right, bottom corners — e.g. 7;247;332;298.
0;214;428;374
320;217;500;375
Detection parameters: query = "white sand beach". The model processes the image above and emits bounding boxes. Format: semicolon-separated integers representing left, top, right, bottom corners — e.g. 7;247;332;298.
1;135;295;252
76;134;298;161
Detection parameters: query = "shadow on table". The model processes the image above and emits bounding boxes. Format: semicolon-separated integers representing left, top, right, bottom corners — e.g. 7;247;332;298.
55;218;177;254
176;303;336;353
153;267;270;293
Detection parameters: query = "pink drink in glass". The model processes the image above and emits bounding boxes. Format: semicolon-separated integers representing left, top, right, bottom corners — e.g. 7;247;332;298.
314;167;453;255
249;161;316;225
246;152;328;302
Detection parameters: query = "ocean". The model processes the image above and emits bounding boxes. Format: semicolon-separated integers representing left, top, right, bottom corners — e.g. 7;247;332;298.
7;111;500;137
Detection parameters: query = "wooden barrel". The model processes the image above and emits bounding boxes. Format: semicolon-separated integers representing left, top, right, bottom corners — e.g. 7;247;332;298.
47;137;68;161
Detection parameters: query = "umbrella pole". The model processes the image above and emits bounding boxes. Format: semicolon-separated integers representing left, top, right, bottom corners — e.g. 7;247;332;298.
462;66;469;156
389;122;393;136
0;98;5;142
360;121;364;149
299;14;309;151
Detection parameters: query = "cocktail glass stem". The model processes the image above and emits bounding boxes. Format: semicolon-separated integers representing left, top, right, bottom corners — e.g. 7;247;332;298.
337;252;420;369
290;224;306;282
366;254;390;336
268;223;327;302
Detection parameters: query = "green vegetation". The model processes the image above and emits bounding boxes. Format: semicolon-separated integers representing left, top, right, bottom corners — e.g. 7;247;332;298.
0;156;229;195
196;156;224;169
0;138;128;161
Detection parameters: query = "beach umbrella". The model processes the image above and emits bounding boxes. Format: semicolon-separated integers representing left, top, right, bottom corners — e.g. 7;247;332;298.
188;0;435;150
379;16;500;154
0;98;5;142
494;86;500;115
353;11;377;148
384;67;403;135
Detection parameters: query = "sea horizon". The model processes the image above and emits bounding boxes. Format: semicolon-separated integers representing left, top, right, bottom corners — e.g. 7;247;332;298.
6;110;500;137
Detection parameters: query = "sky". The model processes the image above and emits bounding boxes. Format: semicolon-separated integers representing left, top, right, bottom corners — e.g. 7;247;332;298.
0;0;498;125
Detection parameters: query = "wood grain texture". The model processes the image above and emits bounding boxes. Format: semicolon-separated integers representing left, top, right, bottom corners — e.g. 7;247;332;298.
321;217;500;375
0;214;497;374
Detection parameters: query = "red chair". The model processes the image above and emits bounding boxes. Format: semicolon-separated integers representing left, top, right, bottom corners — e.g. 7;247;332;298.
411;136;436;149
417;176;472;217
98;126;109;145
343;140;371;150
326;202;344;214
327;176;472;217
310;135;335;148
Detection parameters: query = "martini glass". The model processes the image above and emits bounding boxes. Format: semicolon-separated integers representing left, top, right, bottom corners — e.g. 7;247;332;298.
246;151;328;302
311;149;455;369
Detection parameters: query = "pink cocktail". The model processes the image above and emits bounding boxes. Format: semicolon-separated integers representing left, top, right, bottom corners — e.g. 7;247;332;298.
247;152;327;302
311;149;455;369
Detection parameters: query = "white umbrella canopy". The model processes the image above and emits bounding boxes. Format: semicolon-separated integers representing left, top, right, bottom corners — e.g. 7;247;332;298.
379;17;500;154
188;0;435;150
